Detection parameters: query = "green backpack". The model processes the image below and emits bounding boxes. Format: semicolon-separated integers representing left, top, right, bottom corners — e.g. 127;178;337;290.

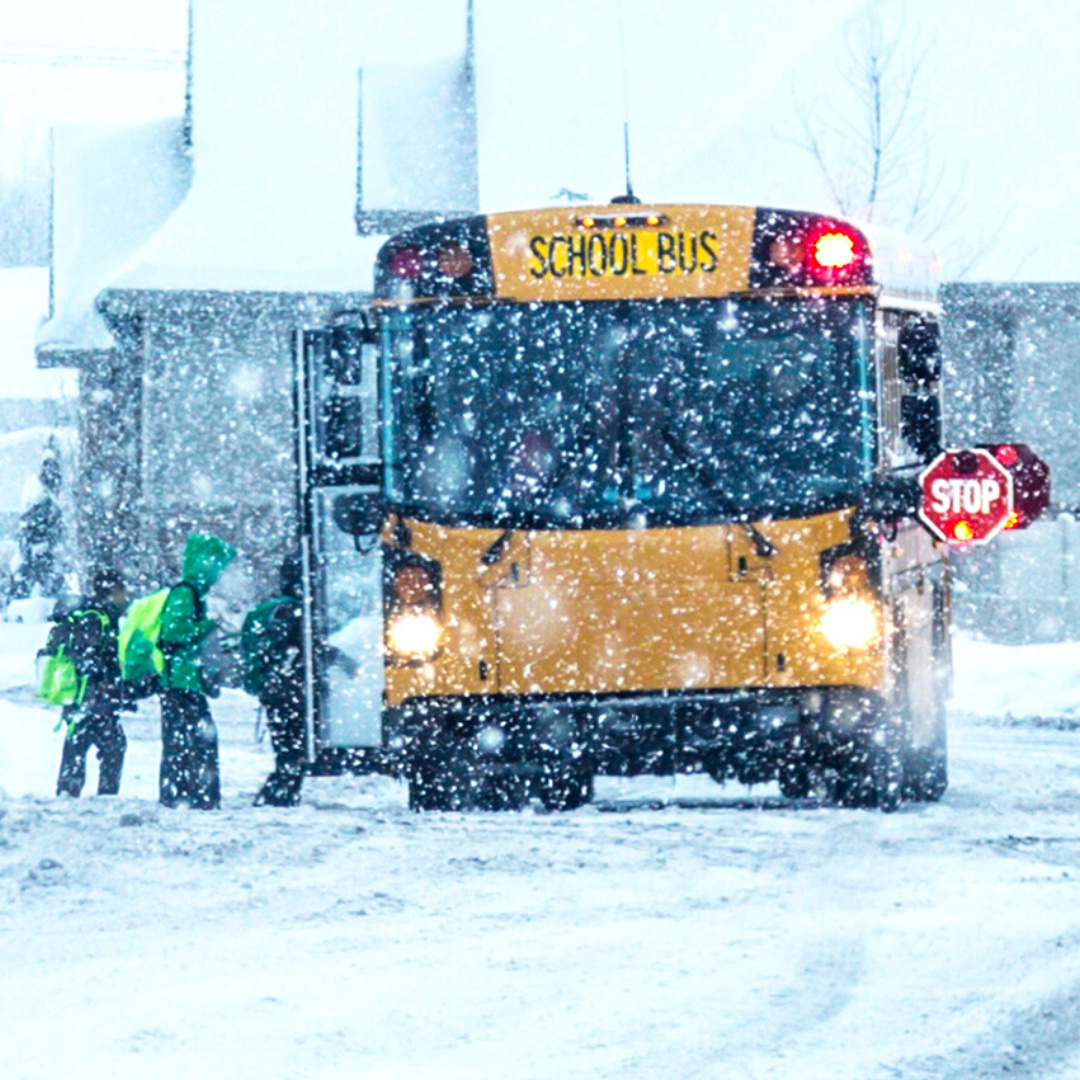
37;610;109;708
240;598;291;698
118;588;170;682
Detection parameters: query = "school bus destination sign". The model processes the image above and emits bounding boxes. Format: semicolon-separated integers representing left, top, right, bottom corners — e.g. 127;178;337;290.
488;205;758;301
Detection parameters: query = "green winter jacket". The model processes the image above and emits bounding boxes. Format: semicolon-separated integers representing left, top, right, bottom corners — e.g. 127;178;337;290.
159;533;237;692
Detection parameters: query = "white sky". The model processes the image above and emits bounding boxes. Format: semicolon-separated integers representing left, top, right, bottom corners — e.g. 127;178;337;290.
0;0;186;180
476;0;1080;282
0;0;1078;285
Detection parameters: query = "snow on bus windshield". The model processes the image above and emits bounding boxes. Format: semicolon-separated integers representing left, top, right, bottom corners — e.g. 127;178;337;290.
386;297;873;527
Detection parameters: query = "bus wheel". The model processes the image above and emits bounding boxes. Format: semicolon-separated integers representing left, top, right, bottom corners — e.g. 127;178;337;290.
407;749;467;811
778;759;812;800
536;757;594;812
778;756;836;802
902;698;948;803
836;733;902;812
408;732;525;811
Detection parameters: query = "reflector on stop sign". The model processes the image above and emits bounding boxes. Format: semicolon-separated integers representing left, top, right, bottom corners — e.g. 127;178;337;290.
919;449;1014;545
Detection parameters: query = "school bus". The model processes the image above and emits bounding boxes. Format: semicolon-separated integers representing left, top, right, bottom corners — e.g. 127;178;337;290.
297;202;953;812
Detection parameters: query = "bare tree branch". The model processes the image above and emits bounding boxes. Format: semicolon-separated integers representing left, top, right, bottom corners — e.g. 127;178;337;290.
794;3;945;230
789;2;1011;278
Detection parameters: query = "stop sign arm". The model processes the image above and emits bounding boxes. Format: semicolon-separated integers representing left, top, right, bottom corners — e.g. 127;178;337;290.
918;448;1015;545
976;443;1051;530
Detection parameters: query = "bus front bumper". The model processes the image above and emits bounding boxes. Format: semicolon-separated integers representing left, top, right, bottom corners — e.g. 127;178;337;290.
383;687;885;783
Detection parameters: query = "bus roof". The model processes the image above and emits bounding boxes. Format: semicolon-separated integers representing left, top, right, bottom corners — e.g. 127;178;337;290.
373;204;939;305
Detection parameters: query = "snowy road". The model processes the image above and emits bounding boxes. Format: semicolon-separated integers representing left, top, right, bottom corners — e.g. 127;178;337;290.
4;633;1080;1078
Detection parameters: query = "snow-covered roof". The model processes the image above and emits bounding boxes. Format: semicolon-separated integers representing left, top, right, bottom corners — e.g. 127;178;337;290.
37;117;191;358
862;223;942;304
37;0;475;351
0;269;76;396
112;0;474;295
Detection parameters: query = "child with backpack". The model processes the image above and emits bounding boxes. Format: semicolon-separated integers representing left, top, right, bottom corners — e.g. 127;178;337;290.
242;555;306;807
39;568;131;797
242;553;356;807
119;533;237;810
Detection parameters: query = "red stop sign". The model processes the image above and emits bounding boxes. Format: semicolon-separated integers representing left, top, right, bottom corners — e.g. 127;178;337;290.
919;449;1014;545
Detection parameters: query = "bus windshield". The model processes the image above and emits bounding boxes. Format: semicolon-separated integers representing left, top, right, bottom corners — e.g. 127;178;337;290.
385;297;873;528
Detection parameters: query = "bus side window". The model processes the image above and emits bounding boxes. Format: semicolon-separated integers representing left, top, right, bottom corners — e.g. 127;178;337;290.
898;315;943;462
878;311;942;466
323;396;364;459
310;323;378;465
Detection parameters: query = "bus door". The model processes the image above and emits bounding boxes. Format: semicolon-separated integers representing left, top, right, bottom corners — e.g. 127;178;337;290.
297;323;384;754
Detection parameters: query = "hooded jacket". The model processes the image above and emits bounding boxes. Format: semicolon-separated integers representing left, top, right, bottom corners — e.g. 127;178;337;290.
159;534;237;692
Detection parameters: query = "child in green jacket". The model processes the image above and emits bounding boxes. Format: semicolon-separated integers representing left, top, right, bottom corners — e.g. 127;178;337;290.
158;533;236;810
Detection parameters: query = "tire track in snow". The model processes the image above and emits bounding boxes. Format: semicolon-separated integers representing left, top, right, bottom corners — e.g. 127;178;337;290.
883;980;1080;1078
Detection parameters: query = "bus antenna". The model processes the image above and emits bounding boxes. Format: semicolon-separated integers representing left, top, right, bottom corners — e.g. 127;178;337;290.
611;2;640;205
620;122;637;203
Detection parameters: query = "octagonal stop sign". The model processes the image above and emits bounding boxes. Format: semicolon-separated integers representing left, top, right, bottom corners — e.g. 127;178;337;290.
918;449;1014;545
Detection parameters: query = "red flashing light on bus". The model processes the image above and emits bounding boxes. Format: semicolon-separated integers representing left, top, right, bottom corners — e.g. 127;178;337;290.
812;231;857;269
750;210;873;290
803;222;867;285
977;443;1051;531
389;248;425;280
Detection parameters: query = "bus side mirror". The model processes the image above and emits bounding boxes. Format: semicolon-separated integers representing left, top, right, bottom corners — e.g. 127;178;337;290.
897;317;941;384
901;393;942;461
332;491;385;536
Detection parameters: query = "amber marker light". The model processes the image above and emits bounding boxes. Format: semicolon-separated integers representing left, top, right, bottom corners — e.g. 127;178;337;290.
581;216;596;228
769;237;802;270
1004;510;1021;530
646;214;661;226
389;247;424;279
436;242;473;278
614;215;627;227
394;564;433;604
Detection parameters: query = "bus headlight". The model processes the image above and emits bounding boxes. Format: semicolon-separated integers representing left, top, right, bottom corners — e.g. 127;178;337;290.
820;597;878;650
387;611;441;659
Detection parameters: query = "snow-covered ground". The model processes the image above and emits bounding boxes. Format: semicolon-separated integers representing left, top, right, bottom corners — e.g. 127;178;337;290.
5;619;1080;1079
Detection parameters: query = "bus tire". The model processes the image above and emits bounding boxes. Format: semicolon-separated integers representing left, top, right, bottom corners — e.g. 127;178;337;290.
778;755;837;802
409;731;529;812
407;732;484;811
836;733;901;812
902;699;948;803
872;734;903;813
835;741;875;808
407;750;465;811
778;759;812;800
536;758;594;812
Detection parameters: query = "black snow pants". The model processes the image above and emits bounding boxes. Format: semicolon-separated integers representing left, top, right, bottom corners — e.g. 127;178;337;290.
255;698;306;807
56;708;126;797
159;689;221;810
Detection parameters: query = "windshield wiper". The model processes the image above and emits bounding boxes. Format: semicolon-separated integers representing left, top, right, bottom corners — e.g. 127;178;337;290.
481;528;513;565
658;423;778;557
